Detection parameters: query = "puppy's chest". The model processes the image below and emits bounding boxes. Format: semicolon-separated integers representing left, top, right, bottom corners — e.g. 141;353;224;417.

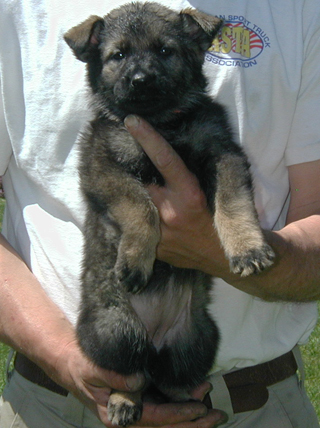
106;124;209;186
109;133;164;185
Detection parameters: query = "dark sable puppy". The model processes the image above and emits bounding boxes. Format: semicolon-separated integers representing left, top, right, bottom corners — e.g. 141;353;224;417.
65;2;275;426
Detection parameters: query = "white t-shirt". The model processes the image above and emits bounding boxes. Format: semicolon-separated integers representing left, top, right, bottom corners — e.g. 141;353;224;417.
0;0;319;372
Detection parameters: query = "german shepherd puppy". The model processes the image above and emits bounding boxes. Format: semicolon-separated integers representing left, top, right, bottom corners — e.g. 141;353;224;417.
65;2;275;426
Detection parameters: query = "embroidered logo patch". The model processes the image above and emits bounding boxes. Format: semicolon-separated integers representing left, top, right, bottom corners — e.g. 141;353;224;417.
206;15;271;68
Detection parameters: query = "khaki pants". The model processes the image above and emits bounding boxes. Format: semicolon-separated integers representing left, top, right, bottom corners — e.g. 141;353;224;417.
1;353;319;428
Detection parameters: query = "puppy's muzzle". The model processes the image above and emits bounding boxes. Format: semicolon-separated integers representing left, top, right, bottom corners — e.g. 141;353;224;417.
131;71;156;89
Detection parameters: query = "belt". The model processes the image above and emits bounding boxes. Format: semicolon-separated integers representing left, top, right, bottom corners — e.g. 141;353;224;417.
215;350;297;413
14;353;69;397
15;350;297;414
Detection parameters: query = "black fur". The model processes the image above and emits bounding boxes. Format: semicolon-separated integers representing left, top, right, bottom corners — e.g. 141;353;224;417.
65;3;274;425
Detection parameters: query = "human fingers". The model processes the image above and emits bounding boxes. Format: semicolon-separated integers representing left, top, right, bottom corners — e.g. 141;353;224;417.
189;381;213;402
80;366;144;407
85;363;145;392
75;363;145;411
77;386;225;428
124;115;199;193
95;403;227;428
137;401;205;426
136;402;227;428
89;402;228;428
55;340;145;406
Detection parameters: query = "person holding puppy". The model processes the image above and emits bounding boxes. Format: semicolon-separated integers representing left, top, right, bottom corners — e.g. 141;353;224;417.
0;0;320;428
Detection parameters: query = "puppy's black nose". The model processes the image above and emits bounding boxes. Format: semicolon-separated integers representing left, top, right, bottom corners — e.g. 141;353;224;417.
131;72;155;88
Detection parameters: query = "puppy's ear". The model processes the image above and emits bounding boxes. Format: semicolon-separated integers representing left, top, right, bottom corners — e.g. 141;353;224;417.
180;9;223;51
64;16;105;62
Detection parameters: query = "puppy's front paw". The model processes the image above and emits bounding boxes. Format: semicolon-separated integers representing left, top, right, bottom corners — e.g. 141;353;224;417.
115;203;160;294
108;392;143;427
117;261;153;294
116;232;159;294
230;244;275;277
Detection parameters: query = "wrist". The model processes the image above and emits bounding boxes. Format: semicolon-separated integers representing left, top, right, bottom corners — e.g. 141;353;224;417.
36;326;81;391
193;229;280;299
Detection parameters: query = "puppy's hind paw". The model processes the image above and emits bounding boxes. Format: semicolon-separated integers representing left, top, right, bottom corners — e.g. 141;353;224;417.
230;244;275;277
108;392;143;427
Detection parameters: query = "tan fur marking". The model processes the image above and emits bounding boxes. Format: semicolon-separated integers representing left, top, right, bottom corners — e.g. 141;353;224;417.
214;153;275;275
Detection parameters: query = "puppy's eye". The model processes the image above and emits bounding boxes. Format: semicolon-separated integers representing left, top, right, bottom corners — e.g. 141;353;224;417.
111;51;126;61
159;47;173;56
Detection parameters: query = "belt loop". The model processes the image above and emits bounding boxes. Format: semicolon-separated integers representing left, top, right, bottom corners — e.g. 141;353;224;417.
292;345;306;390
208;371;235;422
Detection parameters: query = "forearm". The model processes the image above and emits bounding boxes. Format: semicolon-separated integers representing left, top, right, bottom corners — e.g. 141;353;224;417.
0;233;226;427
0;233;78;382
150;178;320;302
203;215;320;302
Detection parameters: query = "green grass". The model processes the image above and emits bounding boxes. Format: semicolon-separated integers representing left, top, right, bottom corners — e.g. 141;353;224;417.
0;196;319;420
0;343;10;392
301;317;320;416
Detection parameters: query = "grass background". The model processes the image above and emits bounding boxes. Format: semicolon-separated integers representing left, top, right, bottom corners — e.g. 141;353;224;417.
0;196;319;418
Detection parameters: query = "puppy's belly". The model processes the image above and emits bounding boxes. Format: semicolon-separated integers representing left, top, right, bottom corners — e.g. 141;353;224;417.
129;277;192;351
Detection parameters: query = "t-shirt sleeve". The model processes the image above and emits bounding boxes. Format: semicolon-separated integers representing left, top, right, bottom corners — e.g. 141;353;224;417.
0;79;12;175
285;3;320;166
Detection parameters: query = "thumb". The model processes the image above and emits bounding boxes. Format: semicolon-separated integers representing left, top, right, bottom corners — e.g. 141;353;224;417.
92;365;145;392
124;115;198;192
190;381;213;402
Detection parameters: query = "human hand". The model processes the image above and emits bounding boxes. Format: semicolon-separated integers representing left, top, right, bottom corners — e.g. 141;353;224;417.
53;339;227;427
50;338;143;424
135;382;228;428
124;115;229;277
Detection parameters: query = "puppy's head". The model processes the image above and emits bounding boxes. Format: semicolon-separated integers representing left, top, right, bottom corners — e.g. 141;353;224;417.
64;2;223;120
